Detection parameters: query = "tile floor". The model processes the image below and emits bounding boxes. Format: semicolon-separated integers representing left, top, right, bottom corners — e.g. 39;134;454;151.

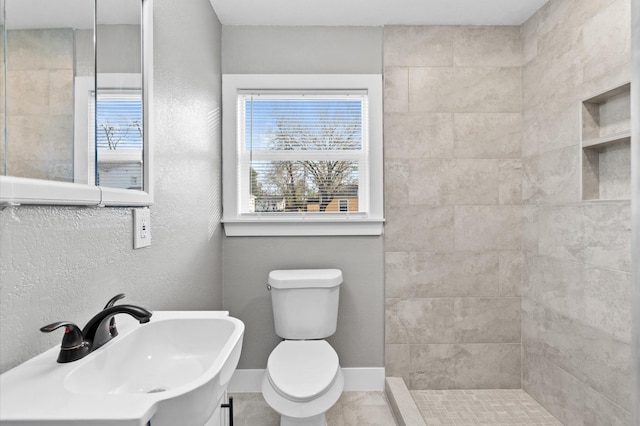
229;391;397;426
411;389;562;425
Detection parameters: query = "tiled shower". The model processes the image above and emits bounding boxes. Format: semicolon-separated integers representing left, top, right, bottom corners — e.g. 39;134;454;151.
383;0;632;424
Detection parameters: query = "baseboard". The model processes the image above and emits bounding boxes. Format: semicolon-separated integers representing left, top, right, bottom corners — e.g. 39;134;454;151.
228;368;386;393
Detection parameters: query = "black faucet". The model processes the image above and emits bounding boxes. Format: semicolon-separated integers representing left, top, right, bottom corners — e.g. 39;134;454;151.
82;304;152;351
104;293;126;339
40;296;152;363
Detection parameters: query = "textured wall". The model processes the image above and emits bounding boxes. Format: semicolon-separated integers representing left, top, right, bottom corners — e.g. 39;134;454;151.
0;0;224;373
221;26;385;370
521;0;632;424
383;25;524;390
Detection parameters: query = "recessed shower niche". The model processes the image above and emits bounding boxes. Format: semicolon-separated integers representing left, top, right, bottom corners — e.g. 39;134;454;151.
581;82;631;201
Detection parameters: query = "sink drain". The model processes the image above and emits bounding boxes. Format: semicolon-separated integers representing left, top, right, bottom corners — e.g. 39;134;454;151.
147;387;166;394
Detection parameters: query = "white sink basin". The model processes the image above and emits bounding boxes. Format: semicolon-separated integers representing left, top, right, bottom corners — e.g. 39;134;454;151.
0;311;244;426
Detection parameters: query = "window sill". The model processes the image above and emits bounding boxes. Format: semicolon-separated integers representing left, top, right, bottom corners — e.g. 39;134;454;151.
222;218;385;236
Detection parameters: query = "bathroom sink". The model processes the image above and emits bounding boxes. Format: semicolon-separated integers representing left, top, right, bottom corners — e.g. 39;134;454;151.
0;311;244;426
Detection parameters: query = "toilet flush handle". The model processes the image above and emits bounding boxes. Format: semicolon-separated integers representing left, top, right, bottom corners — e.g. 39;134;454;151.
266;283;272;291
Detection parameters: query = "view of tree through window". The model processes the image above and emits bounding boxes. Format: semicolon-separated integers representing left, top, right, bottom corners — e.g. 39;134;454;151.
241;94;366;213
93;91;143;190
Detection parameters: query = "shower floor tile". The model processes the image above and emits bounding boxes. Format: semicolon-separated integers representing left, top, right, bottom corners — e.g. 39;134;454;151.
411;389;562;425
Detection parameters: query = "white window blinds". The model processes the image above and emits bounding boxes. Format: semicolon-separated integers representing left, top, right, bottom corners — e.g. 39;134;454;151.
91;90;144;190
237;91;369;215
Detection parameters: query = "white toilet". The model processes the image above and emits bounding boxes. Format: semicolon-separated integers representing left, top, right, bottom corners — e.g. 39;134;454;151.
262;269;344;426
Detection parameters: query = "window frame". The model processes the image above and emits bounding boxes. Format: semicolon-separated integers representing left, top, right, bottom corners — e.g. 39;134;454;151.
222;74;384;237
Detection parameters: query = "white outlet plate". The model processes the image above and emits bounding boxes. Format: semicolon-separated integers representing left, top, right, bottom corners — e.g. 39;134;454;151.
133;208;151;249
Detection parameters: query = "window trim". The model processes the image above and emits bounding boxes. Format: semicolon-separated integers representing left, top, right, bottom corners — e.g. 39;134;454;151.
222;74;384;237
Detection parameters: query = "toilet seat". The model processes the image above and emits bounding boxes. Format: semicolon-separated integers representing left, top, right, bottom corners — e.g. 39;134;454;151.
267;340;339;402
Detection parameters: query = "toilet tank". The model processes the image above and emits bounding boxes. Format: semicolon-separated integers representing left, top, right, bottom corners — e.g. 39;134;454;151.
268;269;342;340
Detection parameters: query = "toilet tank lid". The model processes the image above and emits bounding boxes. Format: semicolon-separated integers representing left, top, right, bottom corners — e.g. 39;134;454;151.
268;269;343;289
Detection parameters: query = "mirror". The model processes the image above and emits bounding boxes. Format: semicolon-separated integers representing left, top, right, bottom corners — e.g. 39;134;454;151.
0;0;153;206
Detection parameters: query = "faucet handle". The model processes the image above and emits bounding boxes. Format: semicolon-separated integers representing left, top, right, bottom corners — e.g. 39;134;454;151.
40;322;89;363
104;293;126;309
104;293;126;338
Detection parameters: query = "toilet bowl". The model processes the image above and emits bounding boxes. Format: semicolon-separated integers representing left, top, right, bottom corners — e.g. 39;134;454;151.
262;340;344;426
263;269;344;426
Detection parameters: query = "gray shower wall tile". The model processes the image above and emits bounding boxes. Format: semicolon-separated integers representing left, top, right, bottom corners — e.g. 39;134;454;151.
582;202;631;272
8;115;73;162
595;142;631;201
384;205;454;252
383;160;409;207
453;297;521;343
521;8;540;65
581;0;631;83
536;0;618;43
408;159;500;206
522;298;631;411
522;145;581;205
453;113;522;159
384;252;411;298
454;205;523;251
583;266;632;342
499;159;523;205
579;61;631;102
385;298;455;344
384;343;411;384
408;66;522;113
7;70;50;116
383;26;454;67
522;37;583;108
384;112;454;159
7;159;72;182
48;70;74;114
499;251;523;296
522;254;585;321
519;1;632;423
386;251;500;298
583;387;631;426
521;107;540;158
536;10;583;64
383;66;409;113
522;205;540;254
410;343;521;390
6;29;74;71
537;204;584;262
383;20;525;397
453;26;522;67
523;348;586;426
526;95;582;156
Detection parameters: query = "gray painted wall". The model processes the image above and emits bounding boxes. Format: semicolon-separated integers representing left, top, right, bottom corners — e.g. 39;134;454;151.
221;26;385;369
0;0;223;373
223;236;384;369
222;26;383;74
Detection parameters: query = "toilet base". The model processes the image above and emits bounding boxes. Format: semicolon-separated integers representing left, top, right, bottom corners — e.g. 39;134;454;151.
280;413;325;426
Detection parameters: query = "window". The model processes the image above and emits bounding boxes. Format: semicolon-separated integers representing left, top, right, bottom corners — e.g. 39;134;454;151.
74;74;145;193
222;75;383;236
92;91;144;190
